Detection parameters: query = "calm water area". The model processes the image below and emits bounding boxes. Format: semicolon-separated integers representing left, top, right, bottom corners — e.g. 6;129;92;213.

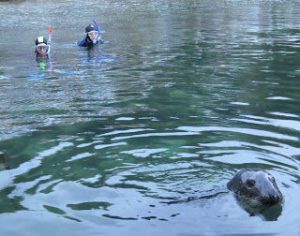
0;0;300;235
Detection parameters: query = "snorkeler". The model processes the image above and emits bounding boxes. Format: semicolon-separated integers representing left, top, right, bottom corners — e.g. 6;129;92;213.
35;26;52;59
35;36;49;58
78;22;104;47
35;25;53;71
35;36;50;71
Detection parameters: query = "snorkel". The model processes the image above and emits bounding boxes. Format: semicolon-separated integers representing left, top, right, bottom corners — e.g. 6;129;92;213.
92;19;100;32
47;25;53;55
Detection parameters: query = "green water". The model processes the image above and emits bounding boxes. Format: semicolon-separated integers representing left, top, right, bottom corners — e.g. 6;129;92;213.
0;0;300;235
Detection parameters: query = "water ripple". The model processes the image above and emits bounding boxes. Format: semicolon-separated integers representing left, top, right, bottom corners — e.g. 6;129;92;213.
177;126;298;141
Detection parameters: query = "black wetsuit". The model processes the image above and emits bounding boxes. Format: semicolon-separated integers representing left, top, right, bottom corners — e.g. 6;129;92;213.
78;36;104;47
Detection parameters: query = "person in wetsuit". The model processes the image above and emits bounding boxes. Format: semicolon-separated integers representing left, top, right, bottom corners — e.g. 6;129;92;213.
78;23;104;47
35;36;50;71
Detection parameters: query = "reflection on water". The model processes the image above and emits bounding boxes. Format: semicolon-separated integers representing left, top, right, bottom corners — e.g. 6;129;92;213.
0;0;300;235
236;198;283;221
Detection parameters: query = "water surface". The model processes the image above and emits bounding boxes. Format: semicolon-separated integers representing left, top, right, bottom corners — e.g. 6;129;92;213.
0;0;300;235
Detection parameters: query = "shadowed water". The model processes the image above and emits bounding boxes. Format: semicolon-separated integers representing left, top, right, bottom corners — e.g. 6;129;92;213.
0;0;300;235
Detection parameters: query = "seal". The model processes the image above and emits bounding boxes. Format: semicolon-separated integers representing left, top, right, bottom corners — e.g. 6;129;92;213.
227;169;283;220
228;169;283;205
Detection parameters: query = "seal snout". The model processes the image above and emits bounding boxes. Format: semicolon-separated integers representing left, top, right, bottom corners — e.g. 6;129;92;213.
260;193;282;206
256;172;283;206
260;186;283;205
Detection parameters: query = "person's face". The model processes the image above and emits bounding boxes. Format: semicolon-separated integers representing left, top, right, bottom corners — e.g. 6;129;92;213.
88;31;99;42
36;44;48;56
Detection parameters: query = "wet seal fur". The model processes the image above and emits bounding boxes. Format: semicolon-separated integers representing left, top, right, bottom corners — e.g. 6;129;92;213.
227;169;283;220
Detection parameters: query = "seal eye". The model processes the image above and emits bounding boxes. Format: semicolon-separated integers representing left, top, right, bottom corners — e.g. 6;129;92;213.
246;179;256;188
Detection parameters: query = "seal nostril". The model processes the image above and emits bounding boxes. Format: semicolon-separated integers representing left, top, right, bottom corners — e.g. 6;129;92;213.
246;179;256;188
261;195;280;206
